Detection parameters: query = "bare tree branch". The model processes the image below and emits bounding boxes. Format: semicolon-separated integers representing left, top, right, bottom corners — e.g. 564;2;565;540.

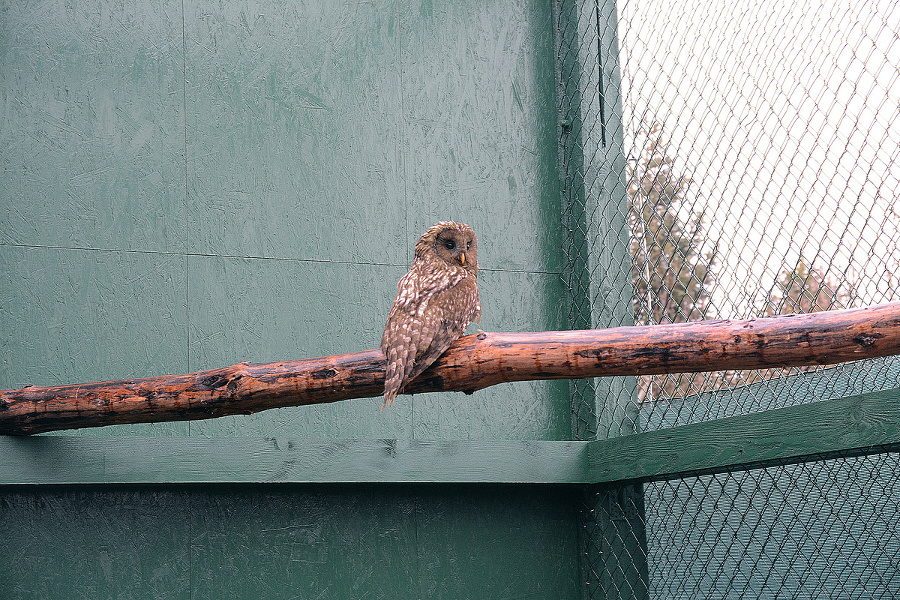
2;303;899;435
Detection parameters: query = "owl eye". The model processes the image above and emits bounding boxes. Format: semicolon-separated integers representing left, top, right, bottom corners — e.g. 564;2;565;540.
466;241;471;250
444;240;456;250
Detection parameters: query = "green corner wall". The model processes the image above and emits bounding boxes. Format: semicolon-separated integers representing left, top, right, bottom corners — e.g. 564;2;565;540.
1;0;581;597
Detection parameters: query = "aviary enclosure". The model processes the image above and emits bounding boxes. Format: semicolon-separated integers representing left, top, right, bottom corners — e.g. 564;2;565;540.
560;0;900;596
1;0;899;598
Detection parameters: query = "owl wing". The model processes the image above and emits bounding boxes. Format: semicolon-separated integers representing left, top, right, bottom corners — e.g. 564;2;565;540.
390;263;466;317
381;264;477;404
398;274;480;389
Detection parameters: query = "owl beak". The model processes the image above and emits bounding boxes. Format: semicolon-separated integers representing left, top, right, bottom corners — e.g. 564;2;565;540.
459;252;467;265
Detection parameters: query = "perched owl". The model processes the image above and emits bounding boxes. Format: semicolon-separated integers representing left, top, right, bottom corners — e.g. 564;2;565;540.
380;221;481;406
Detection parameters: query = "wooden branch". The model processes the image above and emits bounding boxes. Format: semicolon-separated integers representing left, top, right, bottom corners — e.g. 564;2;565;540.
2;303;899;435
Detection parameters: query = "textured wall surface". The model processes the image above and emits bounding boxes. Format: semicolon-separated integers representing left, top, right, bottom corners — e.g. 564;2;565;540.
0;484;580;599
1;0;568;440
1;0;577;596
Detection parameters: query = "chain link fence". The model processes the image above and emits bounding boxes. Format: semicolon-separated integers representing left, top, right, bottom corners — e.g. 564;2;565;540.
556;0;900;597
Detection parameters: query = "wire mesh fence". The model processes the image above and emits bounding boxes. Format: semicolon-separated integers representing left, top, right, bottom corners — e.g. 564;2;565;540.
641;452;900;599
556;0;900;597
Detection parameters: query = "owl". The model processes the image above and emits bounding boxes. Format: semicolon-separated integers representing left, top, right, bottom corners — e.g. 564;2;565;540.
380;221;481;406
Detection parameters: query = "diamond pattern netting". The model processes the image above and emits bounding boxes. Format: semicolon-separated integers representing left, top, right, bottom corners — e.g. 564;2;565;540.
643;454;900;599
557;0;900;597
560;0;900;433
579;452;900;600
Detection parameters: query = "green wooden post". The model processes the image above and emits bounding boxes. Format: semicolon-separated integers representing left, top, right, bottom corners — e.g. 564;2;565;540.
555;0;649;597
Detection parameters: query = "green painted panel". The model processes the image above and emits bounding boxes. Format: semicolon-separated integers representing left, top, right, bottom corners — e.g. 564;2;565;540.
190;485;579;599
0;246;191;437
0;487;190;599
188;486;418;600
186;256;398;366
0;245;190;436
0;485;580;599
415;485;580;599
1;1;578;595
0;247;188;387
0;438;591;485
590;386;900;484
0;0;186;253
1;0;568;442
399;0;564;275
183;0;406;265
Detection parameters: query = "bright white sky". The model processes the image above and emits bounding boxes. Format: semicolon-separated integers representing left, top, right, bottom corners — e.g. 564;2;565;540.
617;0;900;315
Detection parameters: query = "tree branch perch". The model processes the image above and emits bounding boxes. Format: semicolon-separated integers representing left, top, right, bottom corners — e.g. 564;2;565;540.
2;303;899;435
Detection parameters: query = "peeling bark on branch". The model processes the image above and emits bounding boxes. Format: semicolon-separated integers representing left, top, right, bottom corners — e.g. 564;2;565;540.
2;303;900;435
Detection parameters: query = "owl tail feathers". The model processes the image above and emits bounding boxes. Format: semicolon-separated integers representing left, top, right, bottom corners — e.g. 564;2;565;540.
381;387;398;410
382;340;415;409
382;361;403;409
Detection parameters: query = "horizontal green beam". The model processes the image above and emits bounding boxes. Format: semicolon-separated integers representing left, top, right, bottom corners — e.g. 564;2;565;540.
1;387;897;486
0;437;591;485
589;385;900;484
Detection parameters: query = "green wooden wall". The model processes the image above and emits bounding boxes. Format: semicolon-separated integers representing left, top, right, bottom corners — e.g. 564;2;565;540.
1;0;570;439
1;0;580;596
2;484;580;599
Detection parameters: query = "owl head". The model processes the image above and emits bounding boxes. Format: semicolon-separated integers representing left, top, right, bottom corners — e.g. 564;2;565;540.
415;221;478;274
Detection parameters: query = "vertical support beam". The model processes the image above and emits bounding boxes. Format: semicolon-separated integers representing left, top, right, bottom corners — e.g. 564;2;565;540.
555;0;649;597
556;0;638;440
556;0;597;441
579;0;638;439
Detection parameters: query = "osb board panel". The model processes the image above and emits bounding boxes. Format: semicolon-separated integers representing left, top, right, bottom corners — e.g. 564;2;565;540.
1;0;568;441
0;484;580;600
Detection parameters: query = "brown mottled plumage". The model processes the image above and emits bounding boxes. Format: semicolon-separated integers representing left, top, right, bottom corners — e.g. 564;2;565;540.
380;221;481;407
